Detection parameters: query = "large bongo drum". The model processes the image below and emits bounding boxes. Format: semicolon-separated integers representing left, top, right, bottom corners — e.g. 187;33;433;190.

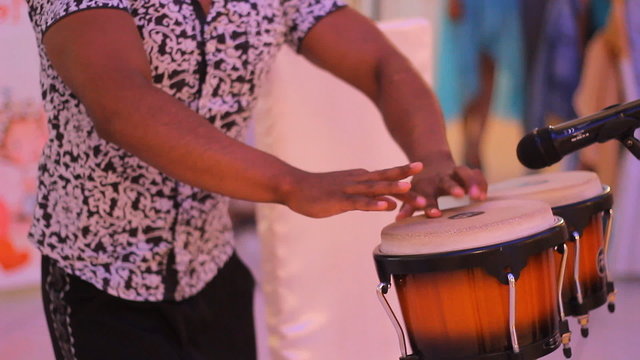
488;171;615;337
374;200;571;360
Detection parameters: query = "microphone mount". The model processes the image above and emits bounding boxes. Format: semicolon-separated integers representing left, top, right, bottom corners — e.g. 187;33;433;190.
610;110;640;160
618;128;640;160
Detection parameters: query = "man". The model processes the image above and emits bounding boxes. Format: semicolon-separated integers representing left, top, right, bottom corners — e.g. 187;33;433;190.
26;0;486;359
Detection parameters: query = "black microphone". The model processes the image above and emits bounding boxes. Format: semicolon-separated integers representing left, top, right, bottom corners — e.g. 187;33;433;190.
517;99;640;169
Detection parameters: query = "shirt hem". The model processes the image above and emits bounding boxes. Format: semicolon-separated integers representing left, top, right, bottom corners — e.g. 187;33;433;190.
35;245;230;302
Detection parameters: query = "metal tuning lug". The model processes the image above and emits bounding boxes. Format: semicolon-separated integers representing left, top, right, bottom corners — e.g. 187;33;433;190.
560;319;572;358
556;243;572;358
577;315;590;338
607;287;617;313
507;273;520;354
571;231;584;306
376;283;411;359
602;209;617;314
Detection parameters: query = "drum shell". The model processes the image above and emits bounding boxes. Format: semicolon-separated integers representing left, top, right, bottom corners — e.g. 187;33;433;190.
554;212;608;315
394;248;559;359
488;179;613;316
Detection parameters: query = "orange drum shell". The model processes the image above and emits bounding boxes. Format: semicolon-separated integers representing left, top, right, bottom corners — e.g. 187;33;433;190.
556;214;608;315
394;249;559;359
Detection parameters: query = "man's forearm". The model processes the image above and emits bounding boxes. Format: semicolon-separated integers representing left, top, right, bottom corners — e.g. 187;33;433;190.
92;76;300;204
373;51;453;164
299;8;453;165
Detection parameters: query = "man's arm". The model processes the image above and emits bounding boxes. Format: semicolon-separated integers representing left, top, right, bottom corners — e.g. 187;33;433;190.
43;9;422;218
300;7;487;219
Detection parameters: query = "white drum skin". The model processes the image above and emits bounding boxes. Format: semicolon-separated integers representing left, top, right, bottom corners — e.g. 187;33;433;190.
488;171;603;207
380;199;556;255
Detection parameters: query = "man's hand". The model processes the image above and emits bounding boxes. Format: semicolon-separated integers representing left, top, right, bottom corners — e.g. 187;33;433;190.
284;162;423;218
396;155;486;220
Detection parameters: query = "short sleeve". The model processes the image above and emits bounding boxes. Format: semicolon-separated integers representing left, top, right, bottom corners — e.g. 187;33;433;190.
27;0;129;38
281;0;346;51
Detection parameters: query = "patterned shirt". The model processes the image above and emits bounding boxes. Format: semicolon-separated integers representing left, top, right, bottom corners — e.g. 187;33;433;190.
26;0;345;301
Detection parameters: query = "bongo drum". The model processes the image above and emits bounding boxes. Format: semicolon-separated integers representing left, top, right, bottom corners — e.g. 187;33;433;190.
374;200;571;360
489;171;615;337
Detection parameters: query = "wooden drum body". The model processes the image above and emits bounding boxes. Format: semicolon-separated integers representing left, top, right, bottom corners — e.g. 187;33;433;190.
489;171;615;336
553;193;612;317
374;200;569;360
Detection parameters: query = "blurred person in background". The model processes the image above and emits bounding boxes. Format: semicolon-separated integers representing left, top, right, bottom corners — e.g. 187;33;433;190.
0;98;46;271
436;0;525;170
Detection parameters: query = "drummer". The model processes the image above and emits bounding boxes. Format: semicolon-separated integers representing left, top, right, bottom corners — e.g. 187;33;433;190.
27;1;487;359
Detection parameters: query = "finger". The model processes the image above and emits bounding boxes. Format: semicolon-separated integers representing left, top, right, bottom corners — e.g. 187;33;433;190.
452;167;488;200
347;196;396;212
394;191;427;210
396;202;416;221
423;195;442;218
439;176;465;198
375;196;397;211
360;162;423;181
344;180;411;196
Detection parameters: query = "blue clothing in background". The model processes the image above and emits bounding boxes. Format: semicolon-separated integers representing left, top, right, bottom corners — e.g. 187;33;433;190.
436;0;525;122
527;0;582;132
526;0;610;132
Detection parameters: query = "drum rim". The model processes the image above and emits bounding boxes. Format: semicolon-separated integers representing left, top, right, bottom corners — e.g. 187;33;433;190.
374;218;568;285
552;186;612;232
488;170;603;206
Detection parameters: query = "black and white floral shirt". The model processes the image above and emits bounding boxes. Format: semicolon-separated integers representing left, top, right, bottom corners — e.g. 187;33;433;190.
26;0;345;301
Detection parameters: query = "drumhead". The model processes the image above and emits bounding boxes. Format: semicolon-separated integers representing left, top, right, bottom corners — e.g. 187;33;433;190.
379;199;556;255
488;171;603;207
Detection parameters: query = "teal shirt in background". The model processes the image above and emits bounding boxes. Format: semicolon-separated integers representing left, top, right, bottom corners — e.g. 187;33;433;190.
436;0;525;123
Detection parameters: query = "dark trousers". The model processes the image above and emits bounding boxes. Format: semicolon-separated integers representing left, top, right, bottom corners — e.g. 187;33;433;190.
41;254;256;360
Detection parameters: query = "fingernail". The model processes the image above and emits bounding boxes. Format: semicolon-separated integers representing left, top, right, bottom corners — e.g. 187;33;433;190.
410;162;423;170
398;182;411;191
427;208;440;217
470;185;480;197
377;201;388;209
416;196;427;206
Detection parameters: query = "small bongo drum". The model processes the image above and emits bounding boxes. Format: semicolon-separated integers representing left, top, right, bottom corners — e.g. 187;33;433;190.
489;171;615;337
374;200;571;360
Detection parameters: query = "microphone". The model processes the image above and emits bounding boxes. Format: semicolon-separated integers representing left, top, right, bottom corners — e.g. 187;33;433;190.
517;99;640;169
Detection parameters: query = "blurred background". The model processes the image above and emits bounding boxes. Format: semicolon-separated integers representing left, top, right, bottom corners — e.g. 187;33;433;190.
1;0;639;359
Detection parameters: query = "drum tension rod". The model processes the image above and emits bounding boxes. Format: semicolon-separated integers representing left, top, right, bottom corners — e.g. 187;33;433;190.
577;315;590;338
571;231;584;306
570;231;590;339
602;208;617;314
607;284;617;314
556;244;573;358
507;273;520;355
376;283;419;360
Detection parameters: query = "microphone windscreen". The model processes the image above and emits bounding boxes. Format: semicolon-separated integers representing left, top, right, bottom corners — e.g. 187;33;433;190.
516;129;561;169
